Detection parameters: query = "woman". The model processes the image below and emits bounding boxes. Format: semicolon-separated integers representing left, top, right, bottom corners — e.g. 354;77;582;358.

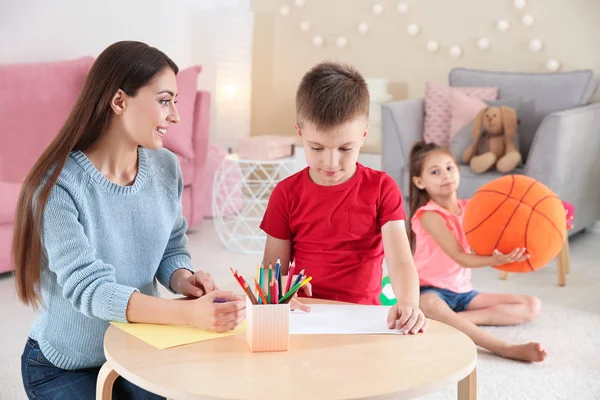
14;41;245;399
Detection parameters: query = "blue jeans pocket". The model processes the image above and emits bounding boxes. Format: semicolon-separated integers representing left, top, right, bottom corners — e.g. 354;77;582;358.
22;338;65;399
26;340;56;368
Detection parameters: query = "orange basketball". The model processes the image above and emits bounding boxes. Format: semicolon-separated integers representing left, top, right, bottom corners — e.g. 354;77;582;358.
464;175;566;273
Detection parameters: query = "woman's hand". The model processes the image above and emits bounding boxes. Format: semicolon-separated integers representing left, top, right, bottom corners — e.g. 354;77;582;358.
171;269;218;298
492;248;530;266
186;291;245;333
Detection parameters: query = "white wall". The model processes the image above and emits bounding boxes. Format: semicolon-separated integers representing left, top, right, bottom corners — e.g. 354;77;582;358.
0;0;254;148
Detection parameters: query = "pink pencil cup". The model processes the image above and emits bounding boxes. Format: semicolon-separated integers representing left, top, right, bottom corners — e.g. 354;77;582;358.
245;298;290;352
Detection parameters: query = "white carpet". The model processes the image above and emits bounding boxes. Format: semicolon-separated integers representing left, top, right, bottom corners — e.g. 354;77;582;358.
417;304;600;400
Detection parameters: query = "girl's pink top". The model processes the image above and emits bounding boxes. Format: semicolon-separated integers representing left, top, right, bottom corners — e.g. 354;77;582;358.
411;199;473;293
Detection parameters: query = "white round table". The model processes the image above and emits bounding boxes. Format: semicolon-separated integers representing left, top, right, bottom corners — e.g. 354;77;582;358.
211;154;296;254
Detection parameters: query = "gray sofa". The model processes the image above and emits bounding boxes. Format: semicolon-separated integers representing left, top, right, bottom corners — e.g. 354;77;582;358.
382;68;600;234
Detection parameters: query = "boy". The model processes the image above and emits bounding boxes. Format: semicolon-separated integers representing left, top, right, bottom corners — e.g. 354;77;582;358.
260;62;426;334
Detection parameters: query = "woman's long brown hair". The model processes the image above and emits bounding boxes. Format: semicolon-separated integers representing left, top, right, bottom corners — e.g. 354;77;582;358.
13;41;178;308
407;141;454;253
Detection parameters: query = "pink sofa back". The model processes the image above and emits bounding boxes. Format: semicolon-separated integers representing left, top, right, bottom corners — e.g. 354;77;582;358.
0;57;94;183
0;56;210;274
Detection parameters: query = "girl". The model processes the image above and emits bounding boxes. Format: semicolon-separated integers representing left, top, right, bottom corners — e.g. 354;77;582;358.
13;41;245;399
408;141;546;362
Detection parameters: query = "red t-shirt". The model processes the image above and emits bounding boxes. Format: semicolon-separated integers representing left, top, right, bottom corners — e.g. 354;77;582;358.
260;163;406;305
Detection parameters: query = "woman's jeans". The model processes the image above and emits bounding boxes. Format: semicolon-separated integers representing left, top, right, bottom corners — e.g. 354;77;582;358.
21;338;165;400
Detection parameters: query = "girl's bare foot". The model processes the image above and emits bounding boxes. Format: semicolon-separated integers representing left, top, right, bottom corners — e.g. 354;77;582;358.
497;342;547;362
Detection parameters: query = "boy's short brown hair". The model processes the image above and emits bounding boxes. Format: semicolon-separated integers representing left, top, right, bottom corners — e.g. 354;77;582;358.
296;61;370;130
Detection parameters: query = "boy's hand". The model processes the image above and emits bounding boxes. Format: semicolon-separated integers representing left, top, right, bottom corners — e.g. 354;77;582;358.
300;281;312;297
387;303;427;334
492;248;529;266
289;298;311;312
286;275;312;297
172;269;219;298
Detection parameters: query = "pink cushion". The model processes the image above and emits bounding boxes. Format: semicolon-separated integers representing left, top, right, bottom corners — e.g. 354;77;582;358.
562;201;575;218
562;201;574;229
203;145;228;217
423;82;498;146
0;57;94;183
449;91;488;140
162;66;201;160
0;182;22;223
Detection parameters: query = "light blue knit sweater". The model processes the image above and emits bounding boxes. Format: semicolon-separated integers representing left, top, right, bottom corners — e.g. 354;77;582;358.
29;147;194;370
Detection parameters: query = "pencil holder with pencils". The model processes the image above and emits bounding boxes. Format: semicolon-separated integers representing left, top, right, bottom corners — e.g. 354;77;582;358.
245;298;290;352
230;259;312;353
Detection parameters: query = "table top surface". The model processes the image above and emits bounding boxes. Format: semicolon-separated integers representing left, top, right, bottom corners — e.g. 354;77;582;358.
104;299;477;400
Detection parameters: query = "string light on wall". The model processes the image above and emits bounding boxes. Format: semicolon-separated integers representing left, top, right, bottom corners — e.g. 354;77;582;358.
407;24;420;36
312;35;324;47
529;38;543;52
546;59;561;72
449;45;463;58
477;37;490;50
300;21;311;32
496;19;510;32
279;0;560;71
279;5;290;16
336;36;348;48
372;3;384;15
426;40;439;53
513;0;527;10
358;22;369;35
396;2;408;13
522;13;534;26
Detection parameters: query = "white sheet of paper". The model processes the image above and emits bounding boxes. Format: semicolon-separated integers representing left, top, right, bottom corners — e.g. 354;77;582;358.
289;304;403;335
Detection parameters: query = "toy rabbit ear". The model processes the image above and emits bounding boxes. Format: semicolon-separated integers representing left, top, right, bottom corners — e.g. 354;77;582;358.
500;106;517;137
472;107;487;138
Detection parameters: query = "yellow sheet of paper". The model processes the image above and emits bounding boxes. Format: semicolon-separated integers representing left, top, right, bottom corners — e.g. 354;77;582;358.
110;321;246;350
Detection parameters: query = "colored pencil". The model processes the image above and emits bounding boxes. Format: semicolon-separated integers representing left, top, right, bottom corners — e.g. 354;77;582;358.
230;267;244;287
275;258;282;298
269;280;276;304
267;264;273;304
273;278;279;303
254;278;268;304
259;264;264;298
255;281;262;304
229;268;257;304
279;276;312;304
235;270;258;305
292;268;305;288
244;282;258;305
285;260;296;294
277;268;283;299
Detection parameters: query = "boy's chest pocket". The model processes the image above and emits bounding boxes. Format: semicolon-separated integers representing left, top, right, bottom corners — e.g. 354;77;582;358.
348;205;378;237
